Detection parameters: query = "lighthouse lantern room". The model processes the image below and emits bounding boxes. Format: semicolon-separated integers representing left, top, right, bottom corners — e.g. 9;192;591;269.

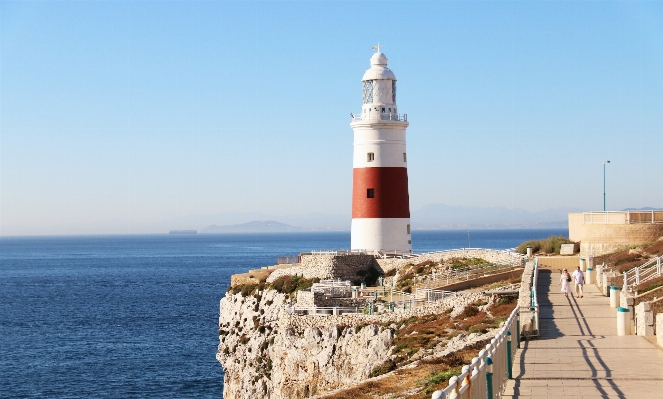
350;50;411;254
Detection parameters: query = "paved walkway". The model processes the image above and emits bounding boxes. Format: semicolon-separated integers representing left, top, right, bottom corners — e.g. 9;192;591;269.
503;270;663;399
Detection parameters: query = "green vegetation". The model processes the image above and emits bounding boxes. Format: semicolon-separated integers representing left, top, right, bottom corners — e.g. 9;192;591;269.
517;235;575;255
269;275;319;296
228;274;319;297
449;257;489;270
368;359;397;378
421;368;461;395
356;266;382;286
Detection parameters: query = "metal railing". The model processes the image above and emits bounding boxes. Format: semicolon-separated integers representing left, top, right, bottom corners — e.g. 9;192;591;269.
583;210;663;224
284;306;362;316
623;255;663;291
415;262;523;289
520;258;540;339
432;305;520;399
276;255;300;264
351;112;408;122
311;280;354;298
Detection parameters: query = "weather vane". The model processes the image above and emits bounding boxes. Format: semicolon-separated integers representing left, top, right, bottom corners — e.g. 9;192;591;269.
371;43;383;52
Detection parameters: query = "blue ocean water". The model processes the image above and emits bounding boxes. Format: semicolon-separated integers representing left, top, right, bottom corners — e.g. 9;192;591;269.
0;229;565;398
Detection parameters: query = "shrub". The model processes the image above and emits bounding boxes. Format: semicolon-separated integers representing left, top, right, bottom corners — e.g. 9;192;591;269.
368;359;397;378
461;304;479;318
269;275;319;295
356;266;381;286
517;235;575;255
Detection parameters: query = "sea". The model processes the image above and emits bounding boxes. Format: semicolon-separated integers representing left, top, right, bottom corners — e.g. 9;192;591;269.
0;229;565;398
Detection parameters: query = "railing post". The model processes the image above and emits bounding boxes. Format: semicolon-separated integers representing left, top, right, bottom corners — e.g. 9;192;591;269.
636;268;640;285
485;357;494;399
506;331;513;379
448;375;460;399
516;314;521;349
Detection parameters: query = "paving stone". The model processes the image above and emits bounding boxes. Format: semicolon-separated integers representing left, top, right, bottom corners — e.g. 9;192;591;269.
503;270;663;398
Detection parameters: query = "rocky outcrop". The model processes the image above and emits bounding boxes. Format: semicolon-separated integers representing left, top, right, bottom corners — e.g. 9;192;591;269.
217;281;520;399
217;289;394;399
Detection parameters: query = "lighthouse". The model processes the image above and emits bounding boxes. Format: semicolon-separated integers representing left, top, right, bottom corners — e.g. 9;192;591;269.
350;50;411;254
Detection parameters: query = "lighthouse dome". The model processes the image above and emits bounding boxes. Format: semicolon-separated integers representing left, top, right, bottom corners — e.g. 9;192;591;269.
362;52;396;81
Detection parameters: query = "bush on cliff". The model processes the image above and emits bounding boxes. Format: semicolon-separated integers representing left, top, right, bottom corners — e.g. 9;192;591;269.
269;275;319;295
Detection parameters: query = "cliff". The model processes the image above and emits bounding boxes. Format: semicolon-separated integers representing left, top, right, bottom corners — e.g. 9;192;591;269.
217;250;523;398
217;289;394;399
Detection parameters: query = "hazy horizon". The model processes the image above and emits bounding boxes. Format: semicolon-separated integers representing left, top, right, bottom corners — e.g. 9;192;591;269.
2;2;662;236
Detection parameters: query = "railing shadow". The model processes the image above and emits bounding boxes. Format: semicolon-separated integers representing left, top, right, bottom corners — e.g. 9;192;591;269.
534;270;564;339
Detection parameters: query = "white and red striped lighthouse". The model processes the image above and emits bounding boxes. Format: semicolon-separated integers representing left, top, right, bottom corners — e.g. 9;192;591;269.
350;50;411;254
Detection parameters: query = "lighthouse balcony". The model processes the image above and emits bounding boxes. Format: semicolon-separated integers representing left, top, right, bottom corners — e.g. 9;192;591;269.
351;112;407;123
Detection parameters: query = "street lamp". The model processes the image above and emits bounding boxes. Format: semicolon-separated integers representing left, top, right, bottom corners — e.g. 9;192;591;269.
603;160;611;211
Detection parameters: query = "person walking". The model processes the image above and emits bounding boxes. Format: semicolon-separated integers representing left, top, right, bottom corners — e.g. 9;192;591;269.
560;269;571;298
572;265;585;298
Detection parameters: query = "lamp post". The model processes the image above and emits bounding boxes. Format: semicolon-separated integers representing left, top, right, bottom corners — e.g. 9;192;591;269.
603;160;610;211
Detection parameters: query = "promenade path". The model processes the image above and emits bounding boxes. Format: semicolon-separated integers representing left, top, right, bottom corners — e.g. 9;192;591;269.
503;269;663;399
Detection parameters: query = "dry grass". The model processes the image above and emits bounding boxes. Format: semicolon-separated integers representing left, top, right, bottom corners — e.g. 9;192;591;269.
594;239;663;273
320;299;518;399
634;275;663;295
320;341;488;399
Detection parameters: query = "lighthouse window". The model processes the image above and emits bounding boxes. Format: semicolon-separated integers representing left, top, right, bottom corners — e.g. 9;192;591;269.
362;80;374;104
403;153;407;162
367;152;375;162
381;108;385;113
367;189;375;198
407;224;410;234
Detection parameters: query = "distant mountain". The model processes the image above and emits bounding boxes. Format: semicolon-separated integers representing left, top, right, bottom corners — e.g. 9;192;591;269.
622;207;663;211
201;220;303;233
411;204;582;229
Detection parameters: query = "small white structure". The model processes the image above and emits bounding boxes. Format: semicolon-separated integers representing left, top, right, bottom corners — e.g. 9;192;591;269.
350;49;411;253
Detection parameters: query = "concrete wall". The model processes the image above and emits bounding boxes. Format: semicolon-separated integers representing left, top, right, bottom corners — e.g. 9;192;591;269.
569;213;663;257
536;256;580;271
432;269;523;291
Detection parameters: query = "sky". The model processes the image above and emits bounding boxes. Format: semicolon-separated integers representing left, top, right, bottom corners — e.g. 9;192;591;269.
1;1;662;236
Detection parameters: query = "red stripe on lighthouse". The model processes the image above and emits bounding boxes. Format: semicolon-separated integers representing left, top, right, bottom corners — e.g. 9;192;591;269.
352;167;410;219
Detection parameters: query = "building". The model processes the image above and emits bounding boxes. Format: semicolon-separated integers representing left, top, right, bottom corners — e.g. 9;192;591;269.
350;51;411;254
569;211;663;256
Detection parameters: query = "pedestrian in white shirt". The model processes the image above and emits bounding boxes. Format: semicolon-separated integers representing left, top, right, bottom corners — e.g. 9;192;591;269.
572;266;585;298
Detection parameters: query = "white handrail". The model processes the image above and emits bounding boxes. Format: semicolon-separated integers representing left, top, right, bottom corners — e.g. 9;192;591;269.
623;254;663;290
432;305;520;399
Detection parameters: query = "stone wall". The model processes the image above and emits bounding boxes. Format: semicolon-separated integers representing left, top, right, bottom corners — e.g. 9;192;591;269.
518;261;536;335
295;290;368;308
267;254;379;283
376;249;525;274
265;250;524;285
635;302;655;336
658;313;663;347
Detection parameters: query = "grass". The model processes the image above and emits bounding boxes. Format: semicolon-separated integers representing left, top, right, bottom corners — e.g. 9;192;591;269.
227;274;319;297
634;276;663;295
517;235;575;255
320;340;491;399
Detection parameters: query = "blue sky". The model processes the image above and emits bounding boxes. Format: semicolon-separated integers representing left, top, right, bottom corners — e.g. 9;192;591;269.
1;1;662;235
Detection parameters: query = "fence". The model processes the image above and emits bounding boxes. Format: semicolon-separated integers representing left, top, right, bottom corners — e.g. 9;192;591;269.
276;255;300;265
583;210;663;224
432;305;520;399
623;255;663;291
415;262;523;289
351;112;408;122
311;280;354;298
